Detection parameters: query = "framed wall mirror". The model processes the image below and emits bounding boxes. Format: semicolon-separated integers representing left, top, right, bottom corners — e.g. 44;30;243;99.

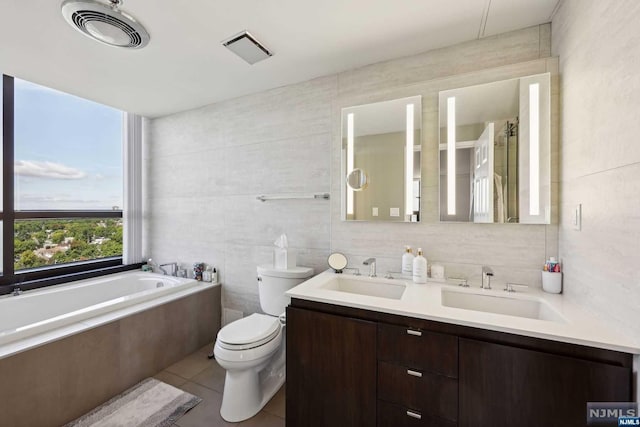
341;96;422;222
438;73;551;224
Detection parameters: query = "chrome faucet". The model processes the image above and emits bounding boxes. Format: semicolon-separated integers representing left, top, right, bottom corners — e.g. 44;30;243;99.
504;283;529;293
12;287;23;296
147;258;158;273
448;276;469;287
384;271;403;279
363;258;377;277
481;266;494;290
343;267;361;276
159;262;178;276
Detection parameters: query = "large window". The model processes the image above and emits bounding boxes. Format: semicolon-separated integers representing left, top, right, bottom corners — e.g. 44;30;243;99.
1;75;134;291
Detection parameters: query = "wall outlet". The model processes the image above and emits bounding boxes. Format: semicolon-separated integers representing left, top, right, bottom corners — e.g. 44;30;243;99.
223;308;243;326
390;207;400;217
573;204;582;231
372;207;379;217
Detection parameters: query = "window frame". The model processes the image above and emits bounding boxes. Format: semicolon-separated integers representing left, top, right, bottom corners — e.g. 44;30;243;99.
0;75;140;295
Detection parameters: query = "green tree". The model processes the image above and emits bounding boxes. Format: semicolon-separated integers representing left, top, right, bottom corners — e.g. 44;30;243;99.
100;239;122;257
51;230;66;244
14;238;38;254
113;226;123;243
13;218;124;270
33;231;47;245
15;251;40;270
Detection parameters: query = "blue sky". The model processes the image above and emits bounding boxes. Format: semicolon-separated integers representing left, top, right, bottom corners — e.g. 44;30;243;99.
13;78;123;210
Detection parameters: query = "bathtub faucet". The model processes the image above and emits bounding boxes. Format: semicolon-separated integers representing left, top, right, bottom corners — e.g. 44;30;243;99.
12;287;22;296
159;262;178;276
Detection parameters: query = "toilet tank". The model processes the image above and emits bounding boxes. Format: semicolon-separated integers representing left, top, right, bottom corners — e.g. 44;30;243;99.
257;265;314;315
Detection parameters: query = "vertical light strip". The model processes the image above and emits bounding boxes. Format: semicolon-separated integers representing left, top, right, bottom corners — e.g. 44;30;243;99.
123;113;143;264
529;83;540;216
447;97;456;215
405;104;414;217
346;113;354;215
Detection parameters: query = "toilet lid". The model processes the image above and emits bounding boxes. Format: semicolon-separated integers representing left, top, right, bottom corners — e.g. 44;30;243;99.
217;313;280;347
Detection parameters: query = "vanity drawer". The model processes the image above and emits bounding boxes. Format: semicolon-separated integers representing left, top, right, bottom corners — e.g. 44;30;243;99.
378;323;458;377
378;361;458;421
378;400;457;427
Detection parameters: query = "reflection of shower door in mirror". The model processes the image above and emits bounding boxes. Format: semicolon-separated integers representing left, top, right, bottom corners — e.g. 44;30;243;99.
473;123;494;223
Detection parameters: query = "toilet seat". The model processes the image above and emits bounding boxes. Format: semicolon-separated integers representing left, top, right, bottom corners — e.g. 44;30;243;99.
217;313;281;351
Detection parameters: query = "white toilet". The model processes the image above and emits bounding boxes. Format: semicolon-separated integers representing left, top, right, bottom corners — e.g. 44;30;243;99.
214;264;314;422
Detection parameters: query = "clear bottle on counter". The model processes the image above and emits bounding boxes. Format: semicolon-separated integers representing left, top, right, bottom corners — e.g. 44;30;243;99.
402;246;415;276
412;248;427;284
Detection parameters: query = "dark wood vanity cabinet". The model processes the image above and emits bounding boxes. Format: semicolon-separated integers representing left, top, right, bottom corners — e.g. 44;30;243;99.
286;299;633;427
458;338;632;427
286;306;377;427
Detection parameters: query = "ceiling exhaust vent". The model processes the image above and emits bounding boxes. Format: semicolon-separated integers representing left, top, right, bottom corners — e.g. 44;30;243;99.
61;0;150;49
222;31;273;64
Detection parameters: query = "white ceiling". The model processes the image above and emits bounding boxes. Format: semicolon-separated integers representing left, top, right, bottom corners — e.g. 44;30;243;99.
0;0;559;118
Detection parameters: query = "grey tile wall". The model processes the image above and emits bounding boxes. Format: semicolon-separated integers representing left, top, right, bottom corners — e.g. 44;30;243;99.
146;24;557;317
146;76;336;314
553;0;640;342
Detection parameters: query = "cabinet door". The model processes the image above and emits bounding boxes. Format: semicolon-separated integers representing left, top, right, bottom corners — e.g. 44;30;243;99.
459;338;631;427
286;306;377;427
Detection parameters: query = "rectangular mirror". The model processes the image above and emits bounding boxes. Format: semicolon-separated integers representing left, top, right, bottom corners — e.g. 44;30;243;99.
438;73;551;224
341;96;422;222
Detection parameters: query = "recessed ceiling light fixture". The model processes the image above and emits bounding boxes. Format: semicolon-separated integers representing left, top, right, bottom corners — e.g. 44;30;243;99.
61;0;150;49
222;31;273;64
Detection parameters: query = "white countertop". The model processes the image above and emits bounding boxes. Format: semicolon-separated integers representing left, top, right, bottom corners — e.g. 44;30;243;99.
286;270;640;354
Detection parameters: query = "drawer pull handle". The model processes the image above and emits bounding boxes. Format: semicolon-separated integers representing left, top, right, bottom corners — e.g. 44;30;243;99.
407;369;422;378
406;329;422;337
406;410;422;420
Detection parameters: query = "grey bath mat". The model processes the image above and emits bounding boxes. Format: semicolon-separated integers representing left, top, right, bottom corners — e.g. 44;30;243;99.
64;378;201;427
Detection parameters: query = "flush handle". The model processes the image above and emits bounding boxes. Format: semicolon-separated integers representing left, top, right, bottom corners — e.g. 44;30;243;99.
407;369;422;378
406;410;422;420
406;329;422;337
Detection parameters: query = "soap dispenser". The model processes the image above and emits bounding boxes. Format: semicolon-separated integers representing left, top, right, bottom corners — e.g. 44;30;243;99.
412;248;427;284
402;246;415;276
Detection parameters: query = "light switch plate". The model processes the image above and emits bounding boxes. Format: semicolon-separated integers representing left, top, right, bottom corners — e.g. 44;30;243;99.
372;207;379;217
573;204;582;231
390;207;400;217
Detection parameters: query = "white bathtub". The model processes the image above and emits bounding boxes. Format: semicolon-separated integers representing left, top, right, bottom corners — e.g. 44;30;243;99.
0;271;215;358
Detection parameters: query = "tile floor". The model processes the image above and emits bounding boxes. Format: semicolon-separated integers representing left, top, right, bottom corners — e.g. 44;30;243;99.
154;343;285;427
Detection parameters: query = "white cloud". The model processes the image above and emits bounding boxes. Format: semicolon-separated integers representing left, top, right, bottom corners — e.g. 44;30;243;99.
15;160;87;180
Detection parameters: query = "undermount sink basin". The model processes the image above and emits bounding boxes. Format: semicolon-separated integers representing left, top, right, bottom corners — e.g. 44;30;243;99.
441;289;566;323
321;276;407;300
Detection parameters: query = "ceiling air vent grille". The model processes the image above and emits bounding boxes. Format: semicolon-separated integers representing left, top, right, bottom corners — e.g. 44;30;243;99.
222;31;273;65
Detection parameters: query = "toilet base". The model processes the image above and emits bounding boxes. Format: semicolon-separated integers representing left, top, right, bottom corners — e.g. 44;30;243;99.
219;340;286;422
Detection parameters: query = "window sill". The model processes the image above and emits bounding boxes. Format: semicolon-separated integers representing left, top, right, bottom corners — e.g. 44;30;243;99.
0;260;143;295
